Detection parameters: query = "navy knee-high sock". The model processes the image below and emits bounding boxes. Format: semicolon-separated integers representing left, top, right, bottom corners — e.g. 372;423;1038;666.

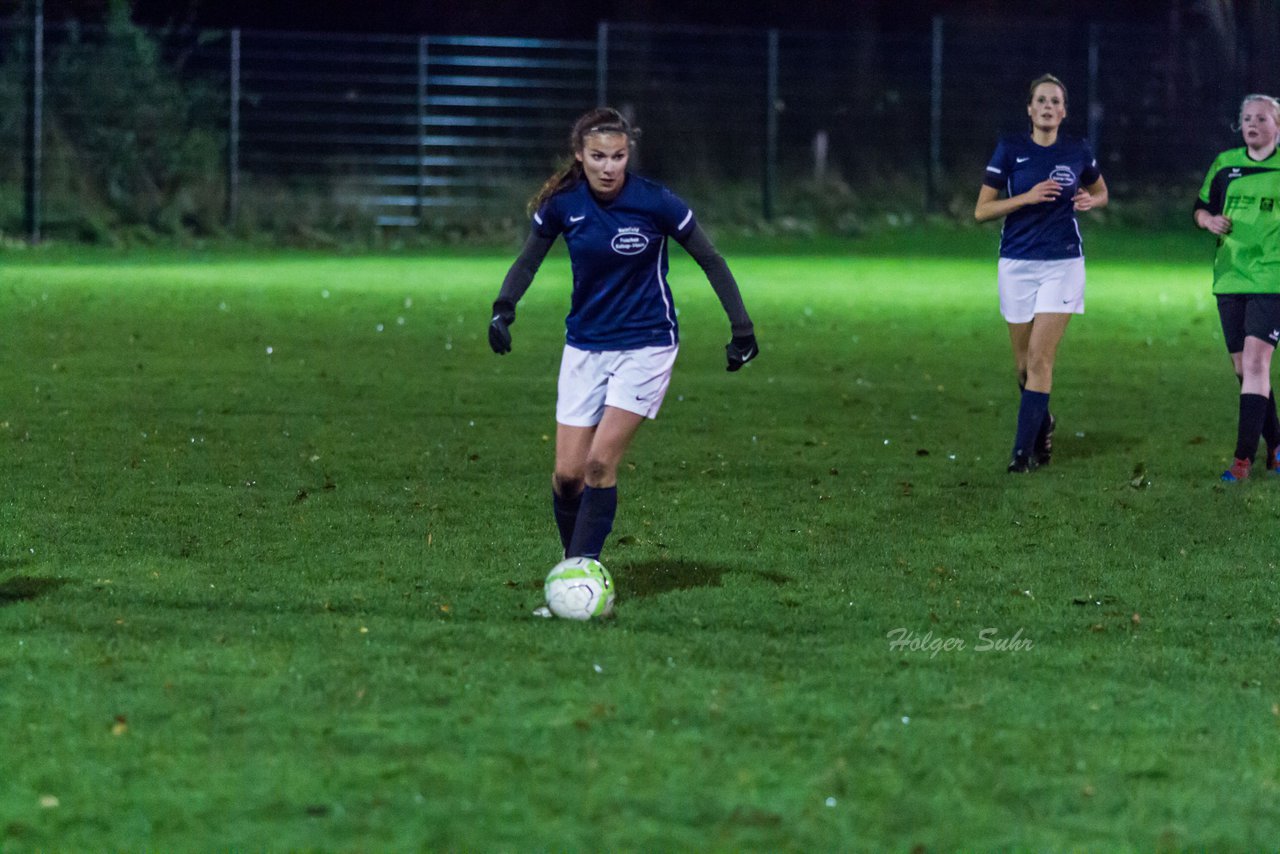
1235;393;1268;462
567;485;617;560
552;488;583;555
1013;390;1050;459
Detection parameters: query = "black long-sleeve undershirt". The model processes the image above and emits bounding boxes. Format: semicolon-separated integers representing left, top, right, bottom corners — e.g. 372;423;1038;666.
495;223;754;337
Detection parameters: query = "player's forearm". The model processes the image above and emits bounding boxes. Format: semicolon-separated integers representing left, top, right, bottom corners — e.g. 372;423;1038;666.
974;194;1030;223
496;231;555;306
1082;180;1108;209
677;224;754;336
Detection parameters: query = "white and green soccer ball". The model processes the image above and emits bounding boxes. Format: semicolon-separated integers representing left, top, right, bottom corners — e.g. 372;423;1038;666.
544;557;615;620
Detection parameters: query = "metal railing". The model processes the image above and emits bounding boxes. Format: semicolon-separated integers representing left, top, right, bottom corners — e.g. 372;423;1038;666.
232;30;596;226
0;13;1256;239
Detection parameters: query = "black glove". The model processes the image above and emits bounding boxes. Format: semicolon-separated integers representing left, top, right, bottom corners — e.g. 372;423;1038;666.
489;300;515;355
725;333;758;372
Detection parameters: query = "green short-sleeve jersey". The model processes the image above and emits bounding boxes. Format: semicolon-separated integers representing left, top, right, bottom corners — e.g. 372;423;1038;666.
1196;147;1280;294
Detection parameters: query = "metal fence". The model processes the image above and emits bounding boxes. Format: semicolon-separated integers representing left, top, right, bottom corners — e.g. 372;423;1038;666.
231;30;598;226
0;13;1258;238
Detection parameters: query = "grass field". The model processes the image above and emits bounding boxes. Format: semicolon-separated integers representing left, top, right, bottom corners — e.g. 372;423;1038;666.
1;227;1278;849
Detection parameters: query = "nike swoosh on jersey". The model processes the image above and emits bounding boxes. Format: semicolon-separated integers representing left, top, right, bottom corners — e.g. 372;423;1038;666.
1016;157;1031;163
569;214;586;222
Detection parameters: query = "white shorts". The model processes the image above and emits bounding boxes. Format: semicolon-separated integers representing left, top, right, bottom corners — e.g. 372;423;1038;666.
998;257;1086;323
556;343;679;427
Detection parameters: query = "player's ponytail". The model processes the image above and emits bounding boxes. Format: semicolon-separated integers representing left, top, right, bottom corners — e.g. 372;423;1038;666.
528;107;637;214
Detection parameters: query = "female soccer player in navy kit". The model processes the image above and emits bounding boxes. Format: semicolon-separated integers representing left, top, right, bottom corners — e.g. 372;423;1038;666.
975;74;1109;473
1194;94;1280;481
488;107;758;561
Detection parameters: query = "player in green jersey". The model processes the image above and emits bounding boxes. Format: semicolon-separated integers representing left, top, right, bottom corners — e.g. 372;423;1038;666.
1194;94;1280;481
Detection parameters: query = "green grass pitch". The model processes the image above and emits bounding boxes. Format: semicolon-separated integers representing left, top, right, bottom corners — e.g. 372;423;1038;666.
1;229;1278;848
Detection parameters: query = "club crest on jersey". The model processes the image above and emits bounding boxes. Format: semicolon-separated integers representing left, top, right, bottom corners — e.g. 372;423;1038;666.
611;227;649;255
1050;165;1076;185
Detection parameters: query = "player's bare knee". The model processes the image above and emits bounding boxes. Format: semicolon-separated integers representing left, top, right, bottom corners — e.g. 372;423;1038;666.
1243;351;1272;377
552;472;584;498
1026;352;1055;381
583;458;614;486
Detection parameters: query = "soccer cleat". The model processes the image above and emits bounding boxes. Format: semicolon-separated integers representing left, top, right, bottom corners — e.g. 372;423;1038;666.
1221;457;1252;482
1034;413;1055;466
1007;453;1038;474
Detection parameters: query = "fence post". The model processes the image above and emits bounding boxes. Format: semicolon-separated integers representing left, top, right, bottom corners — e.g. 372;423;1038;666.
417;35;429;221
226;28;240;229
927;15;943;212
763;28;778;222
596;21;608;106
24;0;43;244
1087;23;1101;149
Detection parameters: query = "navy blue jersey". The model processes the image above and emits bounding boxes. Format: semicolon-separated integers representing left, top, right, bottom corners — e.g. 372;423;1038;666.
983;133;1102;260
533;174;696;351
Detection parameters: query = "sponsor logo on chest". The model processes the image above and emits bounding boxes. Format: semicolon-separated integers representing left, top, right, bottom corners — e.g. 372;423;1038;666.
1049;164;1077;185
611;227;650;255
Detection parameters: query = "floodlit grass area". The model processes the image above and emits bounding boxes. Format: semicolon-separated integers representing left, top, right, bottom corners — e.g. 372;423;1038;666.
1;229;1278;849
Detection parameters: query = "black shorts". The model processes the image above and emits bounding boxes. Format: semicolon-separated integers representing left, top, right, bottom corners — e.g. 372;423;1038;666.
1216;294;1280;353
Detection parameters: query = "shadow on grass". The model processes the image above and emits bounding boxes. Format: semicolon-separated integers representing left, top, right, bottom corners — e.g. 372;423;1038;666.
1059;430;1138;461
619;559;789;599
0;573;68;605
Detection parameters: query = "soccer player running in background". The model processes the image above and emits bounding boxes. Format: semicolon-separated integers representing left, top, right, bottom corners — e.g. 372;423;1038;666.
975;74;1109;473
488;107;758;561
1194;94;1280;482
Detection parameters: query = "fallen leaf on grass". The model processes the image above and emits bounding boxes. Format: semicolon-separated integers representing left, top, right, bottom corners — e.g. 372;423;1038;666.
1130;462;1149;489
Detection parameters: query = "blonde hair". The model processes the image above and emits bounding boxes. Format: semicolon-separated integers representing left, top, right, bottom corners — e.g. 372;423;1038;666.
1237;93;1280;128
